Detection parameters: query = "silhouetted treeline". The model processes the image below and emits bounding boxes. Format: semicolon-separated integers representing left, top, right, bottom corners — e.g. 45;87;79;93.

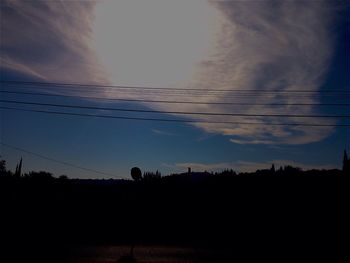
0;158;348;262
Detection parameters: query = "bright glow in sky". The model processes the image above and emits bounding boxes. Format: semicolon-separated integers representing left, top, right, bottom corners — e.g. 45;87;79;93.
1;0;349;178
93;0;220;89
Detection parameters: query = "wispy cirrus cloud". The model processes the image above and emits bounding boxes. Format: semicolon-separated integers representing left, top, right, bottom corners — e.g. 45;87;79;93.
0;0;106;84
171;0;337;145
151;128;176;136
0;0;339;145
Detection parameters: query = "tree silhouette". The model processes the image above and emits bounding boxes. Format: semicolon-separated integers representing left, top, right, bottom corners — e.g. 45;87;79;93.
271;164;276;173
131;167;142;181
143;170;161;181
0;157;6;174
59;175;68;181
343;150;349;174
14;157;22;177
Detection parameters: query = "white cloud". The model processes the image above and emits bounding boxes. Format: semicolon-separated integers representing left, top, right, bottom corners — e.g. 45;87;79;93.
1;1;338;145
0;0;107;84
0;56;46;80
186;1;336;145
151;128;176;136
139;1;336;145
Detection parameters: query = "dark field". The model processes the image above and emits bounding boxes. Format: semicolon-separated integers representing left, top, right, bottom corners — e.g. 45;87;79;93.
1;170;348;262
61;245;233;263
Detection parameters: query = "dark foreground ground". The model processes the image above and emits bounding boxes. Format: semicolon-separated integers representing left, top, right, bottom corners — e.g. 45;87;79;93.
1;171;348;262
55;245;238;263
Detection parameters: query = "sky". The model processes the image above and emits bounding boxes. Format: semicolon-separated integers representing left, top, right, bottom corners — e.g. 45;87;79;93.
0;0;349;179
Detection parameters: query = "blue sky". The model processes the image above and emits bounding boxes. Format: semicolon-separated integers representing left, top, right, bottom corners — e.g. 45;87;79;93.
1;0;349;179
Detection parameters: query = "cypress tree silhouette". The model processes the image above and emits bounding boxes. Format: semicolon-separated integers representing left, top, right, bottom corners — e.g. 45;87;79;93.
271;164;276;173
15;157;22;177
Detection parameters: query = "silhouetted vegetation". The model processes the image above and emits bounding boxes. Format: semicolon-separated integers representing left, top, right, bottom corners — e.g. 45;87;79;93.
1;154;348;262
14;157;22;177
344;149;350;174
131;167;142;181
143;170;161;181
0;158;6;173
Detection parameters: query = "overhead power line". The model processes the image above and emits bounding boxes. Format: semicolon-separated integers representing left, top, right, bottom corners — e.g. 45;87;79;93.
2;87;349;100
0;142;125;179
1;99;350;118
0;90;350;107
1;106;349;127
3;82;349;101
1;90;350;106
2;80;350;93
